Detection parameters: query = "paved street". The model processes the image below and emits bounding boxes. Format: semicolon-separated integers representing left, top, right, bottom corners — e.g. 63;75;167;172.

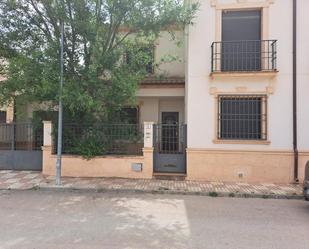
0;190;309;249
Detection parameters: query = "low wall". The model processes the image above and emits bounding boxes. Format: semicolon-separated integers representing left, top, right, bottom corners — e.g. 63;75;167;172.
186;149;309;184
42;146;153;179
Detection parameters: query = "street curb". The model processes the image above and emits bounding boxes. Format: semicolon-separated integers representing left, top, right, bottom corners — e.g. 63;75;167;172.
3;184;302;200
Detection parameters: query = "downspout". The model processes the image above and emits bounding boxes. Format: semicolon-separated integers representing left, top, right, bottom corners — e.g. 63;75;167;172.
292;0;299;182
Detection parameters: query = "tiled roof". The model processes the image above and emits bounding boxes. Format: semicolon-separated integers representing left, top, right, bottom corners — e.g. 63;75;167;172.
141;77;185;85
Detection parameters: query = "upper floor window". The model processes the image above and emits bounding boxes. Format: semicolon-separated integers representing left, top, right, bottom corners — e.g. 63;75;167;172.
211;10;277;73
126;46;154;75
217;95;267;140
222;10;261;72
222;10;261;43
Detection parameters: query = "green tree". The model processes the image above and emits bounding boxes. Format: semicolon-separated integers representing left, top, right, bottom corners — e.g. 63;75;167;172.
0;0;198;123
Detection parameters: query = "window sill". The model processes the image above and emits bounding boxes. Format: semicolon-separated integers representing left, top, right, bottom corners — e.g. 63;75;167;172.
210;70;278;79
212;139;271;145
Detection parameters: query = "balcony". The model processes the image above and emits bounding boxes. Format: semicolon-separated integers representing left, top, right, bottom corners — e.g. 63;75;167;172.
211;40;278;77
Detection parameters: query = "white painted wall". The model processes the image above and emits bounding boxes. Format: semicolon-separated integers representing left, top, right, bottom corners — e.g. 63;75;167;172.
138;97;185;124
139;98;160;124
185;0;309;150
159;98;185;124
297;0;309;151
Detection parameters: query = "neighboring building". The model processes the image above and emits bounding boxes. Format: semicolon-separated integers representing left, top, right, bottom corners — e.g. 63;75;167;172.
0;75;14;123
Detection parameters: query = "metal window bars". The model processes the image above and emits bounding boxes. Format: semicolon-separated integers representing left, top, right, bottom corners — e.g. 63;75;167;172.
154;124;187;154
211;40;277;72
217;95;267;140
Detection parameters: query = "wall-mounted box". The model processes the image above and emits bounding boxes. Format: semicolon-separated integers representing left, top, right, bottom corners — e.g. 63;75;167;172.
131;163;143;172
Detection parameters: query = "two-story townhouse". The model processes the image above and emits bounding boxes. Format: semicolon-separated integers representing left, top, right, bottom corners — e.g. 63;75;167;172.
2;29;189;173
184;0;309;183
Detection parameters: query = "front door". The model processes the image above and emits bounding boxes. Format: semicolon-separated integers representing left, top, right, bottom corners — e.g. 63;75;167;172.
153;112;186;173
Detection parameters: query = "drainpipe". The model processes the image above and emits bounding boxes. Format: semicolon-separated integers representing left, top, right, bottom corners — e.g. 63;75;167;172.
292;0;299;183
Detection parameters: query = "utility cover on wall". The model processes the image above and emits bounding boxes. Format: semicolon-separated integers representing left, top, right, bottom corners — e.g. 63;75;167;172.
131;163;142;172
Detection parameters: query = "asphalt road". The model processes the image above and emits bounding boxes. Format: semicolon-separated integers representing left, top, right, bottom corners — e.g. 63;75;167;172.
0;190;308;249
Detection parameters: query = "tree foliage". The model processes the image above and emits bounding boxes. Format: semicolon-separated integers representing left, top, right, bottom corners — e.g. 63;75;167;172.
0;0;198;122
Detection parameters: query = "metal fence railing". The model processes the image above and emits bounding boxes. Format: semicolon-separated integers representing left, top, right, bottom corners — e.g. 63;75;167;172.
53;123;144;156
211;40;277;72
0;122;43;151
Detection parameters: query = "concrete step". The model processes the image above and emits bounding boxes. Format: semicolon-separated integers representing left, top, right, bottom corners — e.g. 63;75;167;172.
153;173;186;181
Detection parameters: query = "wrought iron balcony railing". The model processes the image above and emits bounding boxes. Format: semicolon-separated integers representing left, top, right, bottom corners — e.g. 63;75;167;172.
211;40;277;73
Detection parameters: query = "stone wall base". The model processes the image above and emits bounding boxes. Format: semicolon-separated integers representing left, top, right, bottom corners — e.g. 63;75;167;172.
187;149;309;184
42;146;153;179
42;145;309;184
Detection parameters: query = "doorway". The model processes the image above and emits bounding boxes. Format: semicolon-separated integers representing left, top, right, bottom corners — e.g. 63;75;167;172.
153;112;186;173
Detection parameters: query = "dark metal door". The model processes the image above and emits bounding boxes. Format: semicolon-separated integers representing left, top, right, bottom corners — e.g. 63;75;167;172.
222;10;261;71
153;113;186;173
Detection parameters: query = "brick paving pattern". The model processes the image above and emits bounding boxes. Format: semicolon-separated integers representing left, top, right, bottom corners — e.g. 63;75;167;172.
0;170;303;198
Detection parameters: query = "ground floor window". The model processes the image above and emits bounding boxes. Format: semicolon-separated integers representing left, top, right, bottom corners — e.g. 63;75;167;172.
217;95;267;140
113;107;139;124
0;111;6;123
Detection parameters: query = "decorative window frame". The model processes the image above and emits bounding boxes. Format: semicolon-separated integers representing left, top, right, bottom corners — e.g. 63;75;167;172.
210;87;272;145
210;0;275;43
209;0;278;77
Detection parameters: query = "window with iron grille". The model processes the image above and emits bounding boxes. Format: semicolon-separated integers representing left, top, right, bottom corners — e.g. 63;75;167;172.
217;95;267;140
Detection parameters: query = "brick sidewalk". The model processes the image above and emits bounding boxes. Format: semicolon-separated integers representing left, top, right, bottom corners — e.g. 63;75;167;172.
0;170;303;199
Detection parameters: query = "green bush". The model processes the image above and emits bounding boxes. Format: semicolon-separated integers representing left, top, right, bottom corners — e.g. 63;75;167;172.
72;135;106;160
209;191;218;197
